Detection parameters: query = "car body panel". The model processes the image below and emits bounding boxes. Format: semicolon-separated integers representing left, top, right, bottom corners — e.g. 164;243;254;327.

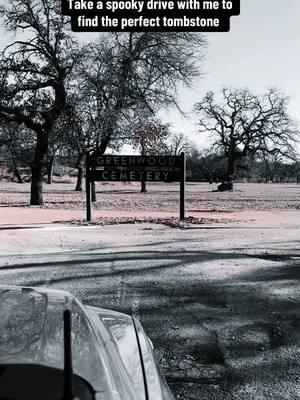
87;306;146;400
133;317;175;400
0;285;175;400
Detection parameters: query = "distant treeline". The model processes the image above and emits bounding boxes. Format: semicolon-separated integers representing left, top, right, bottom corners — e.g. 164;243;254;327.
186;151;300;184
1;148;299;185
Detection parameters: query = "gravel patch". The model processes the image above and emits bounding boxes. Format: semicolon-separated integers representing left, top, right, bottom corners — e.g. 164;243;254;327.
56;216;236;228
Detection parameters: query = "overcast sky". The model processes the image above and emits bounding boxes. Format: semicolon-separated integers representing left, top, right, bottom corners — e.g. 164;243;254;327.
1;0;299;151
163;0;300;148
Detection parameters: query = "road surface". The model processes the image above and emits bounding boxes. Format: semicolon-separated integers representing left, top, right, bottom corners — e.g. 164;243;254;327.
0;211;299;399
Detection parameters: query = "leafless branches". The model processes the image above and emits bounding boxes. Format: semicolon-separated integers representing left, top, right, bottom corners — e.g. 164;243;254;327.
76;32;206;155
195;88;299;179
0;0;79;203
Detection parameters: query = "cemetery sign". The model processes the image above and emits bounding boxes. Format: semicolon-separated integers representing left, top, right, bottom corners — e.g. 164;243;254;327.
86;152;186;221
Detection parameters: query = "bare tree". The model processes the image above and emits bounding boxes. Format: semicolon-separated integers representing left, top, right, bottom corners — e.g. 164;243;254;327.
131;110;171;192
49;97;92;191
62;108;89;192
75;32;205;200
195;88;299;185
0;0;79;204
166;132;193;156
46;120;66;185
0;123;34;183
78;32;206;157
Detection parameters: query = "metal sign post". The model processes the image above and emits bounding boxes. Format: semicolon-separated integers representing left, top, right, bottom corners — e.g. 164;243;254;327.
85;153;186;222
180;152;186;221
85;156;92;221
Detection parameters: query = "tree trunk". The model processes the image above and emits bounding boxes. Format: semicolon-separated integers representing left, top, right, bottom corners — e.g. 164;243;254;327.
247;166;251;183
75;154;84;191
140;180;147;193
30;72;66;205
227;152;236;181
263;157;271;182
30;132;48;205
47;156;54;185
89;134;112;202
11;158;23;184
14;167;23;184
9;152;23;183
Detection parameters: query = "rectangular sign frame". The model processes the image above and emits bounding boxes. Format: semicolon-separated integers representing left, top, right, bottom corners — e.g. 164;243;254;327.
86;153;186;221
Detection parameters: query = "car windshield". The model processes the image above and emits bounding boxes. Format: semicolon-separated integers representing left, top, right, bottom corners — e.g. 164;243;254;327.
0;287;110;394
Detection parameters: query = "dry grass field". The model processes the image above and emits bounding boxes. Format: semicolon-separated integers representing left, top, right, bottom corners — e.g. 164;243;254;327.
0;181;299;213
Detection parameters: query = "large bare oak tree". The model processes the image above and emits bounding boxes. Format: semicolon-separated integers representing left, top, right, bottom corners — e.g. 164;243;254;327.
195;88;299;181
0;0;79;204
72;32;206;198
78;32;206;156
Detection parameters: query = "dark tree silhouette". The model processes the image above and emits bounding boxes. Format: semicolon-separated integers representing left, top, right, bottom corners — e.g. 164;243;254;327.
131;111;171;193
76;32;206;200
0;0;79;204
0;123;34;183
78;32;206;157
195;88;299;185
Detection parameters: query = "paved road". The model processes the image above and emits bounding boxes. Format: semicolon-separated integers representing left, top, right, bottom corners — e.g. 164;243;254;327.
0;214;300;399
